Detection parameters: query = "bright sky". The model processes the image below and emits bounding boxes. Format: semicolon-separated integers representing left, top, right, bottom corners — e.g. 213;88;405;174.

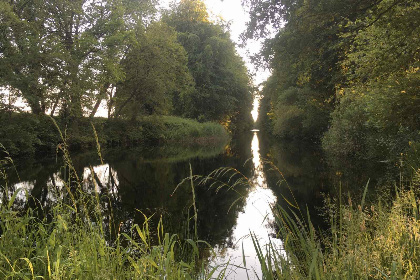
159;0;271;86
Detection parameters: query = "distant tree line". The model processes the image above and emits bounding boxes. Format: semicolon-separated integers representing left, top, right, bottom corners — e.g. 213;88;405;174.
0;0;252;131
244;0;419;162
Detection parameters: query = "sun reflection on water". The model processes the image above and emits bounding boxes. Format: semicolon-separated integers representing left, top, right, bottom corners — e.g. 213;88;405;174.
210;131;282;279
251;132;266;188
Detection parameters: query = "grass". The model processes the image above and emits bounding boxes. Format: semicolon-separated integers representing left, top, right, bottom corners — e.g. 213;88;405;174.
0;112;229;157
253;168;420;279
2;146;419;279
2;116;419;279
0;190;207;279
153;116;229;143
0;129;225;280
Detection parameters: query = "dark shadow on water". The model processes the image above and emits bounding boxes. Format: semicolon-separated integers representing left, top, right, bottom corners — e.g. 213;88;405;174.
258;133;398;231
2;130;399;275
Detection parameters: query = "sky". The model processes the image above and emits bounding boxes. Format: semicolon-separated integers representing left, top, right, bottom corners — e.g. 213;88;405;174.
159;0;271;86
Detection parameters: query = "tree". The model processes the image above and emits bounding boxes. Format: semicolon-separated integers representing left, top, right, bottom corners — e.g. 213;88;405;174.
0;0;53;114
243;0;389;139
164;0;252;129
323;0;420;160
0;0;156;117
114;21;194;119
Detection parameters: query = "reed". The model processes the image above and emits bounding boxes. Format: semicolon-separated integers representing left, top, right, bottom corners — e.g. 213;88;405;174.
253;169;420;279
0;122;219;280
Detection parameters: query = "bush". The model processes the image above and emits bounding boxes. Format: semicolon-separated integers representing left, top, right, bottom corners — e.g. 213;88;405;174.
0;113;228;157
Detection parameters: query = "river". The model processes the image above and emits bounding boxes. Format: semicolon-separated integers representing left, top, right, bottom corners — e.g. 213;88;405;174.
2;115;391;279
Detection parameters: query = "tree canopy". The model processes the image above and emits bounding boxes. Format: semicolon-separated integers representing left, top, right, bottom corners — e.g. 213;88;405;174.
246;0;419;160
0;0;252;131
163;0;253;129
0;0;157;117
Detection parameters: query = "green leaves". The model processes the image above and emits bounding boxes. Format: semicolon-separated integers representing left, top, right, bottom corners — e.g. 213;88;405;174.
115;21;194;119
249;0;419;161
324;0;420;161
164;1;252;129
1;0;157;117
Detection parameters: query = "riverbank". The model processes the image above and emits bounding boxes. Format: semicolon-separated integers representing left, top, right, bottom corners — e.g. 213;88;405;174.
256;175;420;279
2;144;419;279
0;113;229;157
1;124;419;279
0;153;205;279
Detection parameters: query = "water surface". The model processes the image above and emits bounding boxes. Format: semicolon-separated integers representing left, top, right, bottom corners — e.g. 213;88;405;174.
2;128;392;278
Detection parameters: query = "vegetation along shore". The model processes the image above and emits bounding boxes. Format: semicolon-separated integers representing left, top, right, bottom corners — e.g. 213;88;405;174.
1;0;419;279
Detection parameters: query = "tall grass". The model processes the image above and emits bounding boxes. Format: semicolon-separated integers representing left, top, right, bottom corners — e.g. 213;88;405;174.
0;112;229;157
156;116;229;143
4;117;419;279
0;122;221;280
254;169;420;279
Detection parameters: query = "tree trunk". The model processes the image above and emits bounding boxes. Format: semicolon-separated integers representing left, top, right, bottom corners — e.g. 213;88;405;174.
89;98;102;118
108;87;115;118
50;96;60;116
89;83;110;118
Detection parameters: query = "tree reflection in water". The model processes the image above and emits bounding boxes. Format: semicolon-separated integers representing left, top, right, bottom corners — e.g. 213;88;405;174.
3;133;287;279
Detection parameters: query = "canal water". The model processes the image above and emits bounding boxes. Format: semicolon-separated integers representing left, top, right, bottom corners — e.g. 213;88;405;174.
1;114;391;278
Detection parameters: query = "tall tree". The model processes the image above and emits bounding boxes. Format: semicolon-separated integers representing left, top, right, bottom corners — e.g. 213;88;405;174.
164;0;252;129
244;0;386;139
323;0;420;160
114;21;194;119
0;0;53;114
0;0;156;117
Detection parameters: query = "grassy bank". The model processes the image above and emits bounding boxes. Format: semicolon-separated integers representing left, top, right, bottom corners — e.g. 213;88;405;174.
0;113;229;157
254;171;420;279
0;142;223;279
0;193;204;279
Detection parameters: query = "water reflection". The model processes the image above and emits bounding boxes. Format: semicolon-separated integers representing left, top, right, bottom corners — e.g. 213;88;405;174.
210;132;282;279
251;95;261;122
251;131;265;188
2;127;392;278
2;163;120;208
1;136;255;242
2;131;283;278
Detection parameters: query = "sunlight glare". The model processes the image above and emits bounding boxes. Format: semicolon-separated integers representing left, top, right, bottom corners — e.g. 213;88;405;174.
210;131;283;279
251;95;260;122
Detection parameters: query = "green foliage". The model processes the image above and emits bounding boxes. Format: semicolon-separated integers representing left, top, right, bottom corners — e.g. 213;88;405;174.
1;0;252;137
251;0;372;139
269;87;330;139
254;172;420;279
322;93;370;159
247;0;419;161
0;112;228;157
0;149;209;279
323;0;420;162
115;21;195;119
0;0;156;117
1;0;252;138
0;112;60;155
157;115;228;142
164;0;253;131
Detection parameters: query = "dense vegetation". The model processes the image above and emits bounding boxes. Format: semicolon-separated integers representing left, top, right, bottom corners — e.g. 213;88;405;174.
0;149;212;279
254;175;420;279
1;0;419;279
243;0;420;278
162;1;252;129
0;112;228;156
0;0;252;156
245;0;419;163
